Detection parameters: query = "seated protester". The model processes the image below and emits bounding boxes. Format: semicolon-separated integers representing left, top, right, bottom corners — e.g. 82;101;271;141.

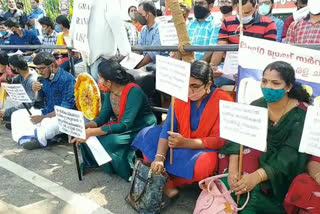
4;18;41;53
132;61;233;200
209;0;277;87
28;0;45;37
135;2;167;69
257;0;284;42
10;52;75;150
128;5;143;32
218;61;311;213
282;0;308;40
53;15;70;57
0;21;11;45
284;0;320;45
0;51;15;86
0;54;37;124
71;59;157;181
38;16;58;53
187;0;220;61
4;0;27;28
284;156;320;214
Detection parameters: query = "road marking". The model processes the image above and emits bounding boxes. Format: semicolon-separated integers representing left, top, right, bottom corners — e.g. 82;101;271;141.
0;155;113;214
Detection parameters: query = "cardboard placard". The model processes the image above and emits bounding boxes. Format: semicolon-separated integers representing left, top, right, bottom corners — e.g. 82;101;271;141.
3;84;32;103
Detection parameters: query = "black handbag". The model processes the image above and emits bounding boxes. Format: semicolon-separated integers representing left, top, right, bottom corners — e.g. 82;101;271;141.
126;159;168;214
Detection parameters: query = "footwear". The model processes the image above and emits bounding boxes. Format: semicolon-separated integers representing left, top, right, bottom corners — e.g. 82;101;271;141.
4;123;11;130
161;193;179;209
23;139;42;150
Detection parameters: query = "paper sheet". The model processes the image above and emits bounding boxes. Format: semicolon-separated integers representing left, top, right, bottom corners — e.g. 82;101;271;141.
223;51;239;80
120;52;144;69
86;136;112;166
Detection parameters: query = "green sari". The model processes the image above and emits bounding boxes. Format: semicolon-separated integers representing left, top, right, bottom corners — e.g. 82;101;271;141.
80;85;157;181
219;98;309;214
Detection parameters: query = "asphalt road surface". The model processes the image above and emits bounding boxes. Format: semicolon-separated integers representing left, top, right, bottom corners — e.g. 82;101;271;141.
0;123;200;214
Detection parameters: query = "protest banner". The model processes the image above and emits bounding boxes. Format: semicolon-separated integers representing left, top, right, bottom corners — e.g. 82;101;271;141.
55;106;86;140
219;100;268;152
159;22;179;46
3;84;32;103
299;106;320;157
70;0;92;58
237;36;320;105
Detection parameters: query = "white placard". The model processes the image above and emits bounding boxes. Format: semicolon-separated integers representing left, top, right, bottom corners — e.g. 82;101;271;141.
3;84;32;103
299;106;320;157
86;136;112;166
222;51;239;80
156;55;190;102
54;106;86;140
158;22;178;46
219;100;268;152
293;7;309;21
70;0;92;57
120;52;144;69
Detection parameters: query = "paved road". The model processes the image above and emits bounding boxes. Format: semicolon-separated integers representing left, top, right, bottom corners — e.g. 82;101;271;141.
0;124;200;214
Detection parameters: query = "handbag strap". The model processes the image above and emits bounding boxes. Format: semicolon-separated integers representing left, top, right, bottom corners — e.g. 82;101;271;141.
236;192;250;211
129;160;152;203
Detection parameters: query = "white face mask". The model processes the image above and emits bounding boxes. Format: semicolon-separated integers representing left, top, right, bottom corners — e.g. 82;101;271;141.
308;0;320;15
237;14;254;24
129;12;136;20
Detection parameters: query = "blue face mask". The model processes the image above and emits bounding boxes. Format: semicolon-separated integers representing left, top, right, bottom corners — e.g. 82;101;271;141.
258;3;271;16
261;87;286;103
237;14;254;24
55;25;62;33
0;31;7;36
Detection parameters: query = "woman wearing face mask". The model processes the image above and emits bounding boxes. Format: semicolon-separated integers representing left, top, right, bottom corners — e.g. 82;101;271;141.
128;5;142;32
132;61;234;201
71;59;157;181
219;61;311;213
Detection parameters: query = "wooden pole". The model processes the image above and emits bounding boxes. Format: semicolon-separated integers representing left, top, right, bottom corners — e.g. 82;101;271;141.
237;0;244;205
167;0;195;165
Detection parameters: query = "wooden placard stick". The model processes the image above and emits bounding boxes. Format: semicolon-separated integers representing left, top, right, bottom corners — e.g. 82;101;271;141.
167;0;194;165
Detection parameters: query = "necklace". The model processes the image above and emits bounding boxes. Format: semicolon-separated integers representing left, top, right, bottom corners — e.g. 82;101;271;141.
268;98;291;125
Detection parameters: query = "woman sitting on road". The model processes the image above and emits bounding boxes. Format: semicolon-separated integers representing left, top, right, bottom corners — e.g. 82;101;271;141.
132;60;234;200
219;61;311;213
72;59;157;181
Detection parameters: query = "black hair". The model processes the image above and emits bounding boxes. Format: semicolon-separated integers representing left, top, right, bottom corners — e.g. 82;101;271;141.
235;0;257;6
139;2;157;17
128;5;137;14
0;51;9;66
190;60;213;85
4;18;19;28
298;0;308;5
16;2;24;9
263;61;311;104
39;17;54;29
32;0;40;3
33;52;56;66
156;9;163;16
8;54;28;70
98;59;134;85
206;0;215;4
55;15;70;29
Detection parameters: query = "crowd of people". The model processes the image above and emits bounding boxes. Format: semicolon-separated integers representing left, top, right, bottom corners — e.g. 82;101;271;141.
0;0;319;213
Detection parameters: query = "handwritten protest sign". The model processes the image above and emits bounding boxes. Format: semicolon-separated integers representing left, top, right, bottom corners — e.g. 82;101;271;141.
219;100;268;152
70;0;92;57
120;52;144;69
159;22;178;46
156;55;190;102
237;36;320;104
223;51;239;80
299;106;320;157
55;106;86;140
3;84;32;103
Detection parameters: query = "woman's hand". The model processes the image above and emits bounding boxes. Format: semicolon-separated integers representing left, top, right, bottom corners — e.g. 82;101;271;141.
71;137;85;146
151;160;165;174
85;128;95;139
228;173;239;190
167;131;186;148
233;172;261;195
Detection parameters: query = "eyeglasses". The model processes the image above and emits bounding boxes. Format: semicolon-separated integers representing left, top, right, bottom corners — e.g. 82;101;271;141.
36;66;49;71
189;83;205;92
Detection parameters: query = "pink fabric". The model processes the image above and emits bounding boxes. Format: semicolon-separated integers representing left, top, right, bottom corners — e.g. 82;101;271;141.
0;66;15;86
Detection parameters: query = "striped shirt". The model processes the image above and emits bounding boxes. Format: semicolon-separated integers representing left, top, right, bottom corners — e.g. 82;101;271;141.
187;15;220;60
42;31;58;52
219;14;277;44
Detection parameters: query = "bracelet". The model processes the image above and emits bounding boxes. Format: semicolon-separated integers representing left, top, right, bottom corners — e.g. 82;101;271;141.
257;169;265;182
314;172;320;180
155;154;166;161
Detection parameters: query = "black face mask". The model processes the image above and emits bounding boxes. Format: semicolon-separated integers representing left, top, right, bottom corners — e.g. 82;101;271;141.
220;6;233;14
194;5;210;20
135;13;147;25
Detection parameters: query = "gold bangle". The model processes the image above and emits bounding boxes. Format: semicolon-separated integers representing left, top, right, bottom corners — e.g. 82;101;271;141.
257;169;265;182
155;154;166;161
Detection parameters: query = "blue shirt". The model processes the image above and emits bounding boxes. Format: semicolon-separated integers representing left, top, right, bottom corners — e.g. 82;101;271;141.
187;15;220;60
270;16;284;42
160;88;215;139
28;8;45;20
138;22;167;62
41;68;75;115
8;29;41;52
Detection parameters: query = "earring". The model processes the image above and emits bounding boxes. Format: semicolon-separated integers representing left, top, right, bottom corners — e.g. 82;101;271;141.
207;89;211;94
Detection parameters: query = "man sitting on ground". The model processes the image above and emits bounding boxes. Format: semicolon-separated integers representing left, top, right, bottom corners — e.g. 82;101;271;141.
10;52;75;150
0;54;38;128
38;16;58;53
